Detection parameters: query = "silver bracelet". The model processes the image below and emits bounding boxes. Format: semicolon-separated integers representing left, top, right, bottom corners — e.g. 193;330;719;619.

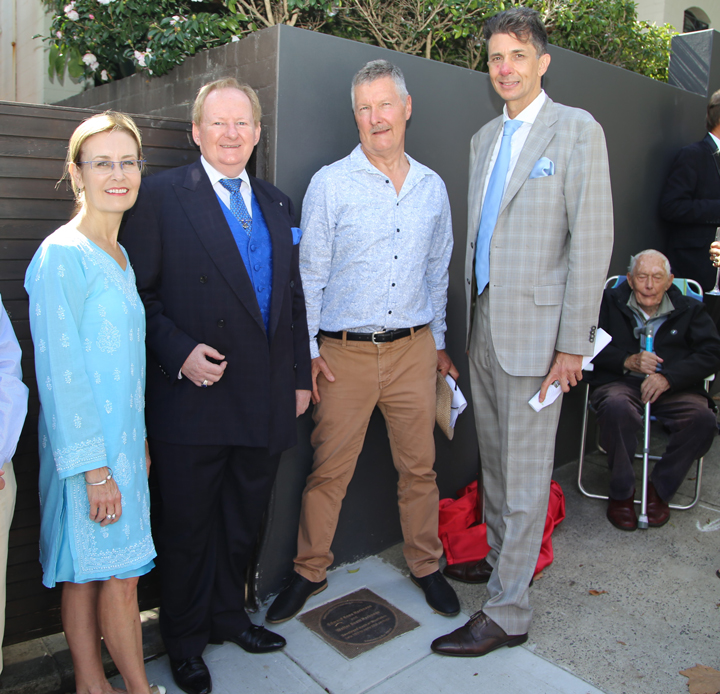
85;467;113;486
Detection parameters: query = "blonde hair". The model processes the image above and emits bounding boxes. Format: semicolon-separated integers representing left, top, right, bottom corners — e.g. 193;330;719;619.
62;111;143;205
192;78;262;126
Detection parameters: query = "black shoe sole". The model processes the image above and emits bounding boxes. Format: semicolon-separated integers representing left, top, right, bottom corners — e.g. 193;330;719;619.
208;632;286;653
442;567;534;588
442;569;491;585
265;581;328;624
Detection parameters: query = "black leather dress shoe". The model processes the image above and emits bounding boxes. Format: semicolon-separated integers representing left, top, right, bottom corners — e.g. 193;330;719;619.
444;559;534;588
211;624;286;653
170;656;212;694
410;570;460;616
443;558;493;584
431;610;528;657
266;572;327;624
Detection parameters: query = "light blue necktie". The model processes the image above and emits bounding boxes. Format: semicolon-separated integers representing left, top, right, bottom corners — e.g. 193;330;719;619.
475;119;523;294
220;178;252;236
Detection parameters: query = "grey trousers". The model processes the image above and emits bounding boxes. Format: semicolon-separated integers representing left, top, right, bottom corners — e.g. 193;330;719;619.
590;377;716;501
468;292;562;635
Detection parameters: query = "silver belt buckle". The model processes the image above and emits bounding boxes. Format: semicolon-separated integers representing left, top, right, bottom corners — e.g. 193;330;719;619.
371;329;386;345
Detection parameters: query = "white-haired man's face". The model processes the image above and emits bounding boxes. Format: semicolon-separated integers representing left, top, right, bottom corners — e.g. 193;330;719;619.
626;254;674;316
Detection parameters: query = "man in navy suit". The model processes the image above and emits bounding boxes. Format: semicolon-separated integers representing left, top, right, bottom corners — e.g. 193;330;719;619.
122;78;312;694
661;89;720;297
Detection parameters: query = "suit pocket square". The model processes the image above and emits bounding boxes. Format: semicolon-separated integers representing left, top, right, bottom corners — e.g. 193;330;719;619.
529;157;554;179
291;227;303;245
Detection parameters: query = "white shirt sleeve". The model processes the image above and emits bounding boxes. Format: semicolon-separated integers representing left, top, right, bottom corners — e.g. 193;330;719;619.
0;297;29;466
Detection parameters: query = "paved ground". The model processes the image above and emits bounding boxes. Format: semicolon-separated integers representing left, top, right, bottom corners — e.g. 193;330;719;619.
125;556;605;694
3;421;719;694
381;422;720;694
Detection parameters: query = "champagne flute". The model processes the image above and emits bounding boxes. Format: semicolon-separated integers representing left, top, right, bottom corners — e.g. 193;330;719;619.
707;226;720;296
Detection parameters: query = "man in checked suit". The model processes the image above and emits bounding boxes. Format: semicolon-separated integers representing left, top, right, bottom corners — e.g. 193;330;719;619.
122;78;312;694
432;8;613;656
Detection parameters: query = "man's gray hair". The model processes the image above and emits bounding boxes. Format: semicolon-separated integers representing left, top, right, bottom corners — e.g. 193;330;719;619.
628;249;671;276
351;60;409;110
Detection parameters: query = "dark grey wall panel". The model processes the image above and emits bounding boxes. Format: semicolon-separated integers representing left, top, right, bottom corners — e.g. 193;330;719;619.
256;27;718;599
256;27;487;598
542;44;707;275
43;25;720;605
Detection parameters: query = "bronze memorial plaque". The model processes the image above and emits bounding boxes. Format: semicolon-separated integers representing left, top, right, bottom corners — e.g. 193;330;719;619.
298;588;420;659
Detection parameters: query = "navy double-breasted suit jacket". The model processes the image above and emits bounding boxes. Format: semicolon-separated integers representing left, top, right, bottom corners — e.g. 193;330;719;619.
122;159;312;455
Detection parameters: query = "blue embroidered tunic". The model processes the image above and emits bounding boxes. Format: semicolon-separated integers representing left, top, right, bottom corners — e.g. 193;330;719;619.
25;226;156;587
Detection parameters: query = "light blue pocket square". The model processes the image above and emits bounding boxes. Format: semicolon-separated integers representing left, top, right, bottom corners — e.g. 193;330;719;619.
529;157;554;179
291;227;303;245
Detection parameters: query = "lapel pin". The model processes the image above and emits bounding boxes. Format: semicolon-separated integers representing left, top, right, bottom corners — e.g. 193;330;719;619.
279;202;283;206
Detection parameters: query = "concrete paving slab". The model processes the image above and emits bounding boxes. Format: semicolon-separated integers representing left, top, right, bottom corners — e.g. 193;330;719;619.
272;556;469;694
107;555;611;694
115;643;328;694
370;648;605;694
533;456;720;694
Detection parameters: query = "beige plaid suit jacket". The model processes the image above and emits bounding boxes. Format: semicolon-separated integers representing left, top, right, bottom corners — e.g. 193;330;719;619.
464;97;614;375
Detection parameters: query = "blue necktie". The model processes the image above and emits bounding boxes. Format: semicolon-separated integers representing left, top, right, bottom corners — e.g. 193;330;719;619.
475;119;523;294
220;178;252;236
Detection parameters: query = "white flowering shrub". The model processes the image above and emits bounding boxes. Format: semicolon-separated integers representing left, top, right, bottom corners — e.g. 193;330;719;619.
41;0;250;83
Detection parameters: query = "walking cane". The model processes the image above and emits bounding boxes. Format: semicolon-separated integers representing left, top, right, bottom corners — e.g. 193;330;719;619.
638;323;655;530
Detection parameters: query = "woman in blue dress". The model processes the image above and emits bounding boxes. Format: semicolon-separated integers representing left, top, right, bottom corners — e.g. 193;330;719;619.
25;112;163;694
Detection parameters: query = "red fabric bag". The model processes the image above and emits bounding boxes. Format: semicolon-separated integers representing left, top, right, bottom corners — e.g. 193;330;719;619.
439;480;566;576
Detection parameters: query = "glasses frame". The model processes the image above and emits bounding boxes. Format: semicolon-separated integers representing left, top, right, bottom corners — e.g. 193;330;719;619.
78;159;146;173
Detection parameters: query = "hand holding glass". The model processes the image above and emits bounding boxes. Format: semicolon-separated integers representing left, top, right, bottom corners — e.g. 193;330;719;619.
707;226;720;296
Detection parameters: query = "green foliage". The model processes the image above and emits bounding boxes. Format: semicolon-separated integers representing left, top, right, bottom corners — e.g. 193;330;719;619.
542;0;676;81
39;0;675;86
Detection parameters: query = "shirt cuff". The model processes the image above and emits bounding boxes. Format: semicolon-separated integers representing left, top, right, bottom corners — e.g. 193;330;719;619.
310;338;320;360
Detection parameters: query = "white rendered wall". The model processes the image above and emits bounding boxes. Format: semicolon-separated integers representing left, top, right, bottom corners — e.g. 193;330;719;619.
0;0;83;104
635;0;720;31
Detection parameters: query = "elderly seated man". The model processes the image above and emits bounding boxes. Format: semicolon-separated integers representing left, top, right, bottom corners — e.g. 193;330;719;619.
589;249;720;531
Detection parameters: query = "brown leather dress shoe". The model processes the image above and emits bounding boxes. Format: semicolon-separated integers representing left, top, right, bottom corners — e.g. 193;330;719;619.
647;482;670;527
431;610;528;657
607;494;637;531
443;558;493;584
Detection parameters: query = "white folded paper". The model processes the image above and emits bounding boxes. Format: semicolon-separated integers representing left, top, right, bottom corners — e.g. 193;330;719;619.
445;374;468;428
528;328;612;412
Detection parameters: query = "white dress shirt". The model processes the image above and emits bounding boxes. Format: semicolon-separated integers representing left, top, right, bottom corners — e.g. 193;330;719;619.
200;156;253;219
482;90;547;202
0;297;28;466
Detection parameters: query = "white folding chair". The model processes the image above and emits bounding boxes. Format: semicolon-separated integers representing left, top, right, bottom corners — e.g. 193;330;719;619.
577;276;709;523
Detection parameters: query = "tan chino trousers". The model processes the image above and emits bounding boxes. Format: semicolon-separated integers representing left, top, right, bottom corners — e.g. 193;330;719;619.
294;327;442;581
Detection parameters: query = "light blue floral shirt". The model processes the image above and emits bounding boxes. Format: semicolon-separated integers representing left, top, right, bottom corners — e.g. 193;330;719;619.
300;145;453;358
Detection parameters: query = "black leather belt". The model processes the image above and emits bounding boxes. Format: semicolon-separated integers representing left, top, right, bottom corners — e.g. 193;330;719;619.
319;324;426;344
